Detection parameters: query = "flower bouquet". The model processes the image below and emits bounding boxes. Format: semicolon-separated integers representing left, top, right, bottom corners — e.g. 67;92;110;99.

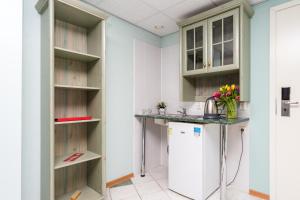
213;84;240;119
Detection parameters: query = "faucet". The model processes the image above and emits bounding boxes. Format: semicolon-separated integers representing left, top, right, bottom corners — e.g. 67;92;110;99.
177;107;187;117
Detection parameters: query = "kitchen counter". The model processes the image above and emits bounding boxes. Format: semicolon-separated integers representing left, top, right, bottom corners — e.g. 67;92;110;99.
135;113;249;125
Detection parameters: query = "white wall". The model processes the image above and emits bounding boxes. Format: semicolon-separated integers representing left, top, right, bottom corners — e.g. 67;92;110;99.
22;0;41;199
161;44;181;114
134;40;162;175
0;0;22;199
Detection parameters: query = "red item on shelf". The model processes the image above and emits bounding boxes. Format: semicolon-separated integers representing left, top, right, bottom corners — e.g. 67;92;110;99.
64;153;84;162
55;116;92;122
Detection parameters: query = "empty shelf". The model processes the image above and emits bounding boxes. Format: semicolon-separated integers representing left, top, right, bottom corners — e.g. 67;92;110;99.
54;47;100;62
55;151;101;169
55;84;100;91
56;186;104;200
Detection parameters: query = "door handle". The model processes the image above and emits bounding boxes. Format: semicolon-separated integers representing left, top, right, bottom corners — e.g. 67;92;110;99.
283;101;299;105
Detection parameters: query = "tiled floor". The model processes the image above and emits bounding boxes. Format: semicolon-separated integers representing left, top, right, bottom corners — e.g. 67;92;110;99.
106;166;262;200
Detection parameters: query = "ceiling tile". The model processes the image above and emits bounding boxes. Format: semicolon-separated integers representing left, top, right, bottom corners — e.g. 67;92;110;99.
164;0;214;21
112;0;159;23
85;0;266;36
85;0;158;23
137;13;179;36
83;0;121;14
141;0;186;11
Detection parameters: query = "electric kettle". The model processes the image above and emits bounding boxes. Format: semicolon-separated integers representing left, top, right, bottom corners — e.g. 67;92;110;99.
203;96;219;119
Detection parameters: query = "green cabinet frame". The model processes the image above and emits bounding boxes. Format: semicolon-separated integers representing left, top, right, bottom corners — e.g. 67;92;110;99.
178;0;253;102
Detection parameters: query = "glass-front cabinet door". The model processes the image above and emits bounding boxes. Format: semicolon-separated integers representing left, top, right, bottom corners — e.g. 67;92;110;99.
182;21;207;76
208;9;239;72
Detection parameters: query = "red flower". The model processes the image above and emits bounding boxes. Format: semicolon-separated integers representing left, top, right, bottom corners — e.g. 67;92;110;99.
235;96;240;101
226;92;231;96
213;91;221;99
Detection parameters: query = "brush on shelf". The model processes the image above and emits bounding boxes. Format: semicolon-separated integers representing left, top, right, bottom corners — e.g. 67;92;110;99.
55;116;92;122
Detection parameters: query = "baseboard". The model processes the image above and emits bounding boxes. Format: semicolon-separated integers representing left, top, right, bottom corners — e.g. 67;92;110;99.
249;189;270;200
106;173;134;188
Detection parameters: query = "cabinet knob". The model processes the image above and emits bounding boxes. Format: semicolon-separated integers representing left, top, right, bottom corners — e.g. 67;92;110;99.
203;64;206;68
208;61;211;67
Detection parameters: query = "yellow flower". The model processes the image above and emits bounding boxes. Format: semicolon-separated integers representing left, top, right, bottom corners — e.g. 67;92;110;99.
231;84;235;90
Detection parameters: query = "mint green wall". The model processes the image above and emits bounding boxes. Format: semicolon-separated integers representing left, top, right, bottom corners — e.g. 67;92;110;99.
22;0;41;200
105;16;160;181
250;0;289;194
161;32;179;48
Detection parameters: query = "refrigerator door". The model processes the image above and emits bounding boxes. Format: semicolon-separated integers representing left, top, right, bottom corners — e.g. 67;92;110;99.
168;122;204;200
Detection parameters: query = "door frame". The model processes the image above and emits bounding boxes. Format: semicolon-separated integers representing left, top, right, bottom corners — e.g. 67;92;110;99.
269;1;300;199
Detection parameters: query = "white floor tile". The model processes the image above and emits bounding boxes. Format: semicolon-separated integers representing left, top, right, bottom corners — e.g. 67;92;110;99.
156;178;168;190
121;196;141;200
131;173;154;185
150;166;168;180
165;190;190;200
110;185;141;200
140;191;170;200
135;181;163;197
208;188;263;200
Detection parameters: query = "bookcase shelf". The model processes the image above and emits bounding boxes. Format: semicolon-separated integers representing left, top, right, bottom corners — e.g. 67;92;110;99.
55;118;100;125
37;0;107;199
55;151;101;169
56;186;104;200
55;84;101;91
54;47;100;62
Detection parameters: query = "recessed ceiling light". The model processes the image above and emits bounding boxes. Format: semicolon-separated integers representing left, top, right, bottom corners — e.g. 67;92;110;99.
154;25;164;30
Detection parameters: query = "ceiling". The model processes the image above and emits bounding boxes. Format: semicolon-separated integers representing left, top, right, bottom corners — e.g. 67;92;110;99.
84;0;264;36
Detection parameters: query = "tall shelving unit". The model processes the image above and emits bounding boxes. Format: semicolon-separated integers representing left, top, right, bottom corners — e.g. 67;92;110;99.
36;0;108;200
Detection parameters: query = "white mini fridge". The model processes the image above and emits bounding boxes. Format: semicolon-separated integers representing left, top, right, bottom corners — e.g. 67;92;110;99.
168;122;220;200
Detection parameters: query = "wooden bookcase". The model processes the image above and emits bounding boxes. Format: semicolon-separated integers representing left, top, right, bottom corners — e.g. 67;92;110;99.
36;0;108;200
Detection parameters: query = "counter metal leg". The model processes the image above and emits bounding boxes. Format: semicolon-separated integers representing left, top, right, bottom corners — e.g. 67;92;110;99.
141;117;146;177
220;124;228;200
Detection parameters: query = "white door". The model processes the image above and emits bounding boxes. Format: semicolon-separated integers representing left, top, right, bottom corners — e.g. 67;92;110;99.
270;1;300;199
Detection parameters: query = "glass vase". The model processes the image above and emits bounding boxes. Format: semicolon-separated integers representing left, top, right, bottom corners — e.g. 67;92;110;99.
158;108;166;115
226;99;238;119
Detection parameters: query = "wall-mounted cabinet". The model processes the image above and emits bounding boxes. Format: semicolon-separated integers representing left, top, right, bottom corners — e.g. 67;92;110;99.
208;9;239;72
182;20;207;75
36;0;108;200
179;0;253;101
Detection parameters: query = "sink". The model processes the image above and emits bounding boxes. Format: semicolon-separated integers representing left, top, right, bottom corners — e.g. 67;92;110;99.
163;114;203;119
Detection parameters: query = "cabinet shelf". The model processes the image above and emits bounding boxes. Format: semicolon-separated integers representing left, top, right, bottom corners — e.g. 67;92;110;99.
54;47;100;62
55;118;101;125
55;84;101;91
56;186;104;200
55;151;101;169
